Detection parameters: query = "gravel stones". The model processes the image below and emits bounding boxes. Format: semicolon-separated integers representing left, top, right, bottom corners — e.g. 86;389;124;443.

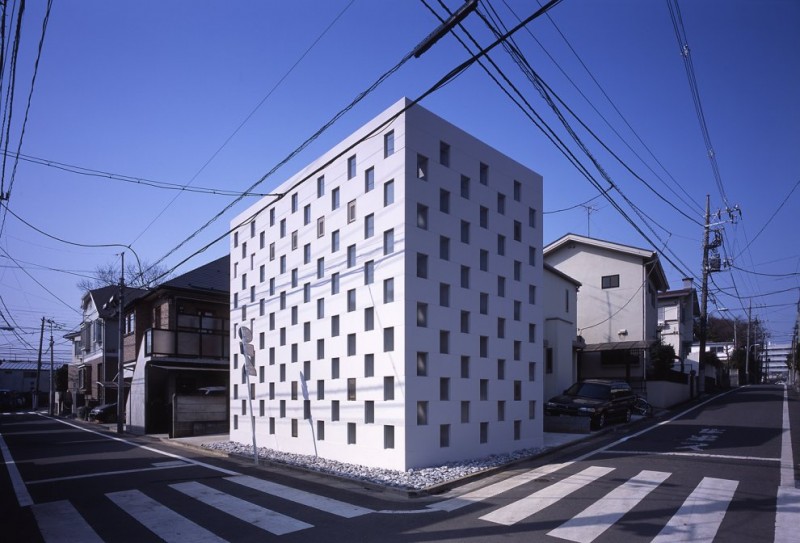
202;441;545;490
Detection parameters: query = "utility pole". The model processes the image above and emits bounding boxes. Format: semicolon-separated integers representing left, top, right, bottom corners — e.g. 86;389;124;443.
34;317;45;410
698;196;711;394
745;301;751;385
117;252;125;434
48;320;54;416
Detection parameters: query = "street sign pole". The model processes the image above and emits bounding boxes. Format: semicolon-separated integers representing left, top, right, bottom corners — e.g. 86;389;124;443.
238;326;258;465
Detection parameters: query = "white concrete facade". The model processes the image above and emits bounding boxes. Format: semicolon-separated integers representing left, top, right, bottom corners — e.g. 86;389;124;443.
657;279;697;363
229;98;544;470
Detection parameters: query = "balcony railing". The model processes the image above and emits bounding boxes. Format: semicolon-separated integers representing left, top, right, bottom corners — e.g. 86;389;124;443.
144;328;229;360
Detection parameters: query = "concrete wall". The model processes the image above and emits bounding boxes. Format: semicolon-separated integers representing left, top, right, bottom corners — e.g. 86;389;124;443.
173;395;229;438
646;379;690;408
542;268;578;401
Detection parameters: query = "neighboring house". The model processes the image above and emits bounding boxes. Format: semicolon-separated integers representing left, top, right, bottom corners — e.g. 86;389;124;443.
542;263;582;401
0;360;52;408
657;278;698;365
125;255;229;435
543;234;669;389
229;98;544;471
76;286;145;407
761;342;791;382
63;330;82;413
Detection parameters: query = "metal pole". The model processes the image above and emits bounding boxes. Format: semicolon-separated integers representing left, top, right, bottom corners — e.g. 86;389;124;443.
745;301;751;385
117;252;125;434
49;321;54;416
34;317;45;410
698;195;710;394
245;369;258;465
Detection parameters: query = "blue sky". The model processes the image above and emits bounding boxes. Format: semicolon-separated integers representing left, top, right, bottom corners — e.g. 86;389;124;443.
1;0;798;362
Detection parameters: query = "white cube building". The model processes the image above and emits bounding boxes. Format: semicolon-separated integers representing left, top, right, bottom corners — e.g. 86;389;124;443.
229;98;544;470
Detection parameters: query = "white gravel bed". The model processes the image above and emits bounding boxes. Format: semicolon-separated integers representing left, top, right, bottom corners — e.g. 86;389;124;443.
202;441;545;490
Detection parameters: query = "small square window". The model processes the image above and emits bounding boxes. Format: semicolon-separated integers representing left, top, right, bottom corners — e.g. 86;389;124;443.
602;274;620;289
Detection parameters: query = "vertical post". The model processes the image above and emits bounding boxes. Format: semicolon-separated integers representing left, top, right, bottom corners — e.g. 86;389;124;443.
745;301;751;385
698;195;710;394
117;252;125;434
34;317;45;410
49;321;54;416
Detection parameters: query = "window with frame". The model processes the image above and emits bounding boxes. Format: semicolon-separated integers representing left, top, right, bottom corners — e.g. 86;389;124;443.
602;274;620;289
304;204;311;225
513;180;521;202
460;175;470;199
417;154;428;180
439;189;450;214
384;130;395;158
269;207;275;226
480;206;488;228
417;252;428;278
364;167;374;193
480;162;489;185
317;216;325;238
417;204;428;230
347;155;357;179
460;265;470;288
347;333;356;356
364;307;374;331
331;230;340;252
291;193;298;213
417;302;428;327
439;236;450;261
364;213;374;238
460;310;469;333
439;141;450;166
417;401;428;425
439;330;449;354
303;243;311;264
383;278;394;303
384;180;394;206
383;327;394;352
332;187;340;210
317;257;324;279
331;272;340;294
280;219;286;238
417;351;428;376
497;193;506;215
347;289;356;312
460;220;470;244
364;260;374;285
383;229;394;255
317;175;325;198
347;200;356;223
439;283;450;307
347;244;356;268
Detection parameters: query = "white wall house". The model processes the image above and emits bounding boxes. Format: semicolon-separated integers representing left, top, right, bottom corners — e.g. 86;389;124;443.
543;234;668;385
657;278;698;364
229;98;544;470
542;263;581;401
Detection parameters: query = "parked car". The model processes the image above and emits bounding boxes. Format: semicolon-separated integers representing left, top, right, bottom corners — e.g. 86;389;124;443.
545;379;636;429
89;403;118;423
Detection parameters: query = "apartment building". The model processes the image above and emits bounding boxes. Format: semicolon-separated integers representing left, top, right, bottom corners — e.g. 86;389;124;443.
229;98;544;470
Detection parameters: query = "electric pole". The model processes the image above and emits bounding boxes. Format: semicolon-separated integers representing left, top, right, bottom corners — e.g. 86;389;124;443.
48;320;54;416
34;317;45;410
117;252;125;434
698;196;711;394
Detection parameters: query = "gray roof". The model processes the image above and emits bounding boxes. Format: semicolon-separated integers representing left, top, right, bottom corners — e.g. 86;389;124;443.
158;255;229;294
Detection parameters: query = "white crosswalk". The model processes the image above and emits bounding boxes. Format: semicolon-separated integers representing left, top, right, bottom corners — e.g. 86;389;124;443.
30;465;741;542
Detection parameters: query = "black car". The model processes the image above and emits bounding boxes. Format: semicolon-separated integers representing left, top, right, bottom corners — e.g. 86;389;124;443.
89;403;118;423
545;379;635;429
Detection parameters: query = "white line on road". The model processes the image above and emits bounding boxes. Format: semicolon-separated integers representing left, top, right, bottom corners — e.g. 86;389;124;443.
547;470;671;543
651;477;738;543
0;431;32;507
423;462;573;513
227;474;372;518
28;461;192;485
480;465;615;526
775;385;798;543
596;449;779;463
31;500;104;543
107;489;227;543
172;481;313;536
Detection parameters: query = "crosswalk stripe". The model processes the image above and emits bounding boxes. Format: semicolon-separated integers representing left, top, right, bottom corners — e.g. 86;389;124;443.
32;501;103;543
651;477;738;543
547;469;671;543
107;489;227;543
226;474;372;518
429;462;573;513
479;465;615;526
171;481;312;536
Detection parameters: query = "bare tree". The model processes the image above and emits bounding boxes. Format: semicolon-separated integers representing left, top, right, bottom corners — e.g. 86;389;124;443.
77;261;169;291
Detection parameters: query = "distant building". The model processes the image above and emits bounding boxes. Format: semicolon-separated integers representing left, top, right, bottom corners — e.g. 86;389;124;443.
657;278;698;364
542;263;581;401
0;360;54;409
229;98;544;470
761;342;791;381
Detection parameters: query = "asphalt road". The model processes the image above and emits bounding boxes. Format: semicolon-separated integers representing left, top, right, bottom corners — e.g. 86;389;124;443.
1;384;797;542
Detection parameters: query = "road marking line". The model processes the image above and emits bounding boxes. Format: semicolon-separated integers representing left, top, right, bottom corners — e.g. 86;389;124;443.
31;500;103;543
547;470;671;543
651;477;738;543
28;462;193;485
227;474;372;518
480;465;615;526
34;413;239;476
172;481;313;535
107;489;227;543
424;462;573;513
0;431;32;507
596;449;779;463
775;385;797;543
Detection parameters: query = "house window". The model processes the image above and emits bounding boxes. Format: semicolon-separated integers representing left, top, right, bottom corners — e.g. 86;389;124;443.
364;307;374;331
384;229;394;255
460;220;470;244
384;180;394;206
384;327;394;352
291;230;297;250
384;425;395;449
347;289;356;312
331;230;340;252
417;401;428;425
279;219;286;238
365;401;375;424
347;378;356;401
461;310;469;333
269;208;275;226
460;175;470;199
364;213;374;238
439;141;450;167
439;330;449;354
347;333;356;356
331;272;340;294
364;354;374;377
460;265;470;288
332;187;340;210
347;155;357;179
417;154;428;180
347;244;356;268
304;204;311;225
439;283;450;307
384;130;395;158
417;351;428;376
602;274;620;289
364;260;374;285
417;204;428;229
384;376;394;400
417;252;428;278
365;167;374;193
317;216;325;238
317;257;325;279
347;200;356;223
383;278;394;303
439;189;450;214
497;193;506;215
479;162;488;185
513;180;521;202
291;193;298;213
417;303;428;327
317;175;325;197
480;206;488;228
